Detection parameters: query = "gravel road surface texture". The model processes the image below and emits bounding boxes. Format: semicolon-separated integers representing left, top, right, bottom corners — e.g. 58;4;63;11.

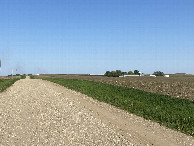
0;77;193;145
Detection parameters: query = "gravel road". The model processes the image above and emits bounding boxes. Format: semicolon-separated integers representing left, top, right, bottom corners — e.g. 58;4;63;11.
0;77;193;146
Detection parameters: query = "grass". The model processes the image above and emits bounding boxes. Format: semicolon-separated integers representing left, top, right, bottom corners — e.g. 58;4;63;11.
44;78;194;136
0;78;20;92
30;75;35;79
20;75;26;79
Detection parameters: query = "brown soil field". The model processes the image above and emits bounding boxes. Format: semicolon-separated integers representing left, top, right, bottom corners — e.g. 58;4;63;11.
0;76;21;79
35;74;194;101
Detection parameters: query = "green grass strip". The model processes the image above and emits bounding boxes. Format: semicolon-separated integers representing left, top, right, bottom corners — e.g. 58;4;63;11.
20;75;26;79
30;75;35;79
0;78;20;92
44;78;194;136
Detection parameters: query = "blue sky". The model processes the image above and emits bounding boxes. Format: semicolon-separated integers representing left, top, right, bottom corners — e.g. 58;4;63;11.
0;0;194;75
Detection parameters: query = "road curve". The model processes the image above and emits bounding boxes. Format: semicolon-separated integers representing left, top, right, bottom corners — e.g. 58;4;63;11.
0;77;193;145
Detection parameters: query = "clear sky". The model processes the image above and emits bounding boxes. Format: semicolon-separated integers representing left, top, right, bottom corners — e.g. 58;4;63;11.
0;0;194;75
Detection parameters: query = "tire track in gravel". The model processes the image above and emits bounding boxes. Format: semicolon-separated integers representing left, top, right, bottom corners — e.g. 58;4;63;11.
0;77;193;146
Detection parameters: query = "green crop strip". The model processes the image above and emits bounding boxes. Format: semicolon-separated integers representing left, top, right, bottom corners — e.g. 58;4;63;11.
30;75;35;79
0;78;20;92
44;78;194;136
20;75;26;79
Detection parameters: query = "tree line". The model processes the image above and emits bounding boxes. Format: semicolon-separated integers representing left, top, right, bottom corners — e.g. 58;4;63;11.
104;70;139;77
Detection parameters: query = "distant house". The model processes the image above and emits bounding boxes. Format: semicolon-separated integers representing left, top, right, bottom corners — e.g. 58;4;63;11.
119;72;144;77
150;74;156;77
119;75;139;77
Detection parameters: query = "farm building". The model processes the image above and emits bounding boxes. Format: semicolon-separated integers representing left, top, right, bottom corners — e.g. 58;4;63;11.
150;74;156;77
119;72;144;77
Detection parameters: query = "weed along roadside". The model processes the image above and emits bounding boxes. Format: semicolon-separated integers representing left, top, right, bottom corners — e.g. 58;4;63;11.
0;75;26;92
30;75;35;79
43;78;194;136
21;75;26;79
0;78;20;92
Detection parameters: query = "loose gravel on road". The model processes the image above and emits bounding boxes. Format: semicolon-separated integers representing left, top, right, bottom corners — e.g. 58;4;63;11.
0;77;193;145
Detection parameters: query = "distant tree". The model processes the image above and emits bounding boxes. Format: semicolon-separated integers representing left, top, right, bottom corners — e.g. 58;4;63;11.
104;71;110;76
116;70;122;76
111;71;118;77
104;71;113;77
134;70;139;75
128;71;133;74
122;72;127;75
153;71;164;76
105;70;125;77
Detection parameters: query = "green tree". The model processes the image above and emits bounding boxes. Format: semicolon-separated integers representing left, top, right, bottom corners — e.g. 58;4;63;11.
116;70;122;76
105;70;125;77
122;72;127;75
111;71;118;77
134;70;139;74
153;71;164;76
128;71;133;74
104;71;110;76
